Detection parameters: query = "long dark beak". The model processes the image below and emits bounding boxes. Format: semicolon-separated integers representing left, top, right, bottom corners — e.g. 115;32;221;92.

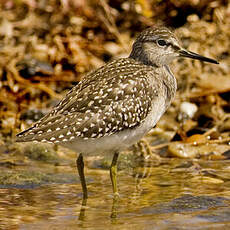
179;49;219;64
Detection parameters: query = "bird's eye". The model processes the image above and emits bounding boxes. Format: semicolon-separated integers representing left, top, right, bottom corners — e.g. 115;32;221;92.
157;39;167;47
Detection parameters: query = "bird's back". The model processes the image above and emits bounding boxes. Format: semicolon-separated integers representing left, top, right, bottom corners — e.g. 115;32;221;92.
16;57;176;154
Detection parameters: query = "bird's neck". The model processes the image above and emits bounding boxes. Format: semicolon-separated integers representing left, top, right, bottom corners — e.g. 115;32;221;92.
129;44;159;67
162;65;177;108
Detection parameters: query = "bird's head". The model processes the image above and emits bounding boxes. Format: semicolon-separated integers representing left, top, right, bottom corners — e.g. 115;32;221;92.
129;27;219;67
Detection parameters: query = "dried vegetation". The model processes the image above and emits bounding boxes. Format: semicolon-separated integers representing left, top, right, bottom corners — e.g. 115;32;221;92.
0;0;230;159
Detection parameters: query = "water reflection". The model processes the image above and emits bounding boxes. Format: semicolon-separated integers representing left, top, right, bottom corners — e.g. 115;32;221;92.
0;158;230;229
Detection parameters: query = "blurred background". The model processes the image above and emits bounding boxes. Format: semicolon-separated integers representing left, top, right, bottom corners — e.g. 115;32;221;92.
0;1;230;229
0;0;229;150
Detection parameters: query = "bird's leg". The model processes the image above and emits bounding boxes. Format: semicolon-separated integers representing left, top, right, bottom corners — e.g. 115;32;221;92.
76;153;88;201
110;152;119;197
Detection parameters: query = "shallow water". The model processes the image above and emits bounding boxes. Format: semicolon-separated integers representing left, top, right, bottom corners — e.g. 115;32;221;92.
1;156;230;230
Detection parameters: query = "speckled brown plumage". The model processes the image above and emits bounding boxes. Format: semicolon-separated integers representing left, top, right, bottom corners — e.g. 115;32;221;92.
16;27;218;155
16;58;168;143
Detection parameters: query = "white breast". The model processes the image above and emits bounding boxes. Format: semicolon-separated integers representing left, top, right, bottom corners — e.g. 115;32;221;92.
61;96;166;156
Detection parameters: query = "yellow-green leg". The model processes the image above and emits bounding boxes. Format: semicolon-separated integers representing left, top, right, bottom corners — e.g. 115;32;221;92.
76;153;88;201
110;152;119;196
110;152;119;219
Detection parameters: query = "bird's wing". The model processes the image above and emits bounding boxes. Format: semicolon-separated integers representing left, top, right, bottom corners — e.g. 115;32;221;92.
16;59;162;143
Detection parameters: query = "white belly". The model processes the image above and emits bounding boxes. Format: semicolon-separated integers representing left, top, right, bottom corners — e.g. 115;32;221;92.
61;97;166;155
